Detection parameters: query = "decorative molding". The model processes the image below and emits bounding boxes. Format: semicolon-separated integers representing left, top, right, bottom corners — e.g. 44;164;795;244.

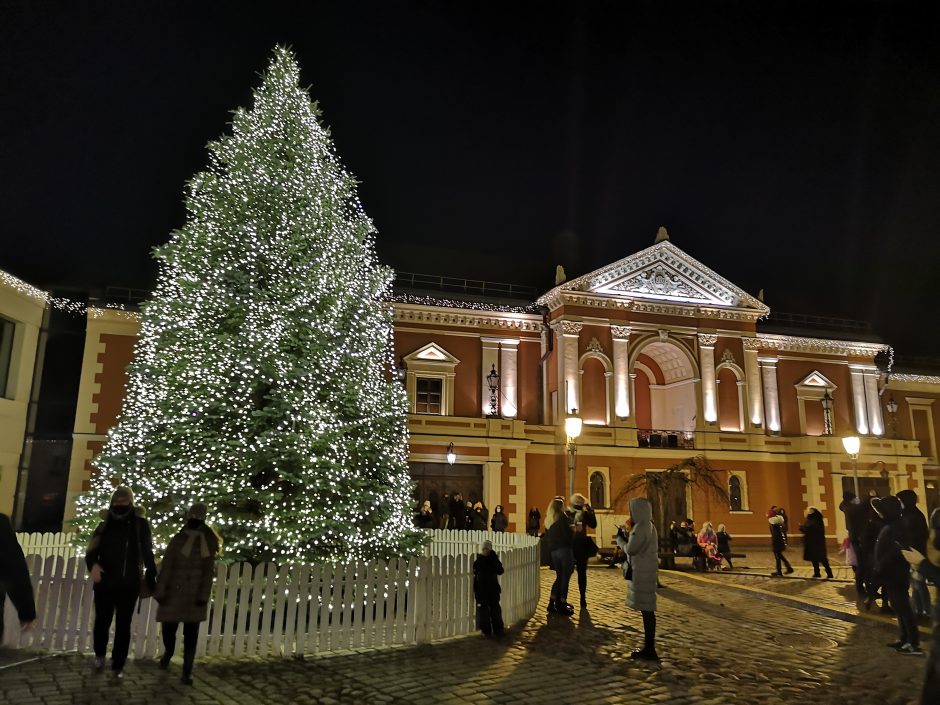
610;325;632;340
610;265;705;301
536;290;765;322
658;330;670;341
742;337;761;351
698;333;718;347
756;334;889;358
585;337;604;355
552;319;583;335
893;373;940;385
394;304;542;332
720;348;736;365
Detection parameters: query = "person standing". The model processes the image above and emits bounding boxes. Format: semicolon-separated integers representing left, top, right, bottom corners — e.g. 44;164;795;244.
0;513;36;638
615;497;659;660
490;505;508;533
900;507;940;702
415;500;435;529
872;496;921;655
526;507;541;537
85;486;157;679
439;493;451;531
800;507;833;579
769;513;793;576
544;497;575;616
155;503;220;685
840;492;866;595
898;489;931;618
716;524;733;570
450;493;465;531
473;540;504;637
569;493;597;608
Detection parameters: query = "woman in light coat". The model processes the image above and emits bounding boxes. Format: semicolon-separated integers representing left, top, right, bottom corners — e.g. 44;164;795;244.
615;496;659;660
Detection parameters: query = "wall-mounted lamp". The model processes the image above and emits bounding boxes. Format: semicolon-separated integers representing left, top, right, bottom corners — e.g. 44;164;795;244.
396;356;407;384
886;395;898;438
486;364;500;417
821;389;834;436
446;442;456;466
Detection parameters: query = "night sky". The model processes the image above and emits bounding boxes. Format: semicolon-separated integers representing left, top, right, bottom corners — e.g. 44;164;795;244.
2;2;938;356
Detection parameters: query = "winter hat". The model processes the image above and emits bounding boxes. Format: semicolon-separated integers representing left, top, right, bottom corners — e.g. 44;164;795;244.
871;495;902;521
842;491;856;502
481;540;493;551
766;506;778;518
896;489;918;510
769;515;784;526
110;486;134;506
189;503;208;520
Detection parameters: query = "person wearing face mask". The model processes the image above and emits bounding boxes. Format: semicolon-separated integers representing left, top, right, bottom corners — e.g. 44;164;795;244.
901;507;940;702
155;503;221;685
84;486;157;679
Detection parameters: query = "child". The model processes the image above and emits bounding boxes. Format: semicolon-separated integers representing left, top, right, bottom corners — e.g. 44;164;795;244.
716;524;733;570
473;540;504;636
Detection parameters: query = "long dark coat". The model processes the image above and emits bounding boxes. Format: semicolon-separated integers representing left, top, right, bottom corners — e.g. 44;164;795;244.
154;521;219;624
800;510;828;562
473;551;503;602
0;513;36;623
85;507;157;592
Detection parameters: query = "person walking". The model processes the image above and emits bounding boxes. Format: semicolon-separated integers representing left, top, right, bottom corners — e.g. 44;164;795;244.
0;513;36;638
800;507;833;578
716;523;733;570
490;505;508;533
155;503;221;684
900;507;940;702
769;513;793;576
473;539;504;637
898;489;932;618
85;486;157;679
569;493;597;608
872;496;922;655
544;497;575;616
614;497;659;660
526;507;541;537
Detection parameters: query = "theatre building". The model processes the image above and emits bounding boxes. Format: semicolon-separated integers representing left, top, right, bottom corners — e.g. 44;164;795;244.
63;231;939;546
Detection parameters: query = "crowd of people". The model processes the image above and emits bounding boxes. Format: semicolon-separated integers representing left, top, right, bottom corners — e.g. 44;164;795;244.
413;493;509;532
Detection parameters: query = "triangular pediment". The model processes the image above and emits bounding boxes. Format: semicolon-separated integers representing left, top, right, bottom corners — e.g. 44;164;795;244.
795;370;836;389
538;238;768;315
404;342;460;365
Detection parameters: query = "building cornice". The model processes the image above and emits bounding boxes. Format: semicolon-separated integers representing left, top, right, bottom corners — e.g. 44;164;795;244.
393;302;542;333
756;333;888;358
538;291;765;322
892;373;940;385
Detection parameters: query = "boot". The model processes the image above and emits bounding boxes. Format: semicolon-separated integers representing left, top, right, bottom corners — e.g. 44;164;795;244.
181;649;195;686
547;598;556;614
159;652;172;670
630;646;660;661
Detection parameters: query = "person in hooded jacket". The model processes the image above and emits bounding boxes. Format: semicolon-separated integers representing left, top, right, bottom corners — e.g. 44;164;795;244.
769;513;793;576
901;507;940;703
85;486;157;679
568;493;598;607
526;507;541;537
155;503;221;684
898;489;931;618
0;512;36;637
615;497;659;660
490;505;509;533
872;495;921;655
800;507;833;578
473;539;504;636
860;490;886;608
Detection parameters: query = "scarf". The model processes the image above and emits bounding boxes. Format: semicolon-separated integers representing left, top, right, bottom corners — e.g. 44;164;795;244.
180;527;210;559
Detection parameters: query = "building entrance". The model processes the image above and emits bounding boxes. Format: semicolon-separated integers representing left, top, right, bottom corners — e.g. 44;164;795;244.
841;476;891;500
409;462;484;517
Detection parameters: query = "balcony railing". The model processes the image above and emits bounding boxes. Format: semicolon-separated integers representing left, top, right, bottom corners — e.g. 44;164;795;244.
637;429;696;449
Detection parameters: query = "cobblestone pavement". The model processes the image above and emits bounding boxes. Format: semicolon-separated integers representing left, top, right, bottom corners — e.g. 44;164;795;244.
0;567;930;705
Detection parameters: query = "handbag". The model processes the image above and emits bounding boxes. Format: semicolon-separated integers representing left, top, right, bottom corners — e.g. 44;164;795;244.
622;558;633;581
585;536;599;559
539;535;553;568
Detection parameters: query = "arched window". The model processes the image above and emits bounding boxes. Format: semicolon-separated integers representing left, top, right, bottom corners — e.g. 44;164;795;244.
590;471;607;509
729;475;743;512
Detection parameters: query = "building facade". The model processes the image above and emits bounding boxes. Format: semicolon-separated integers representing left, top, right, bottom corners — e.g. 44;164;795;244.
62;234;940;545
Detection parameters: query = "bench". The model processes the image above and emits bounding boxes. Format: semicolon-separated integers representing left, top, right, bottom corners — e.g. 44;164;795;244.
659;550;748;571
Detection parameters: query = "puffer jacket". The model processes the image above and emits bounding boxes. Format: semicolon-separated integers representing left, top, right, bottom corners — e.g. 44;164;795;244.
615;497;658;613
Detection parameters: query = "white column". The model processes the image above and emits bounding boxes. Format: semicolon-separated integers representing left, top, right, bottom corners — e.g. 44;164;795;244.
484;460;502;518
863;368;884;436
611;325;632;420
698;334;719;424
743;337;764;428
849;365;870;435
554;320;582;414
499;339;520;418
759;356;781;433
480;337;501;416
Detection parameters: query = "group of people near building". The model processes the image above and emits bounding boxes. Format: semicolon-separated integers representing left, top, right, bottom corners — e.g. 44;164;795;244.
669;519;735;571
0;487;220;685
414;494;509;532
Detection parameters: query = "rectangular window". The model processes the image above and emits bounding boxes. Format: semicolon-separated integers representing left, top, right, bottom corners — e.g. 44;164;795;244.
0;317;14;399
415;377;443;415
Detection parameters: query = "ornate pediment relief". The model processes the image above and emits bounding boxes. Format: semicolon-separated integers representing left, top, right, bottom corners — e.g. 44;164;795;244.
537;238;769;318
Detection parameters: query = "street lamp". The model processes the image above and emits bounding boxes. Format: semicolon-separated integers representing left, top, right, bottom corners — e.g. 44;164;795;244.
821;389;833;436
565;411;583;499
886;395;899;438
486;364;500;417
446;442;456;466
842;435;861;497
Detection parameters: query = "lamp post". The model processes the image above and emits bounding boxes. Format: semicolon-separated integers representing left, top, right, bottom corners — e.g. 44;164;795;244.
842;435;861;497
886;395;898;438
486;364;500;418
821;389;834;436
565;411;583;499
446;442;456;466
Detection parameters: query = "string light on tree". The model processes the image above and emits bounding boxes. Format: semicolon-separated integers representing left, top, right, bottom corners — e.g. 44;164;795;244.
74;46;425;563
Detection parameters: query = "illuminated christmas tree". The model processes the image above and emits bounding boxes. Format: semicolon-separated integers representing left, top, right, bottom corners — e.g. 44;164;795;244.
74;47;424;563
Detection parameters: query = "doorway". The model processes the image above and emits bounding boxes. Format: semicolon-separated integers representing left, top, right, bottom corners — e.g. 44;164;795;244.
409;462;484;515
841;476;890;500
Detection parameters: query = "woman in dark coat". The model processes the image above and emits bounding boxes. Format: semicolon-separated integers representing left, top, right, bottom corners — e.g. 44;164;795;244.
901;507;940;702
544;497;575;616
490;505;508;533
769;514;793;576
155;504;220;685
473;540;504;636
800;507;833;578
0;513;36;636
526;508;541;537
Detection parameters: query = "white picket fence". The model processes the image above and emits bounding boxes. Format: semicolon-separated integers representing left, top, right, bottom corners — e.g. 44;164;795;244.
6;529;539;659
